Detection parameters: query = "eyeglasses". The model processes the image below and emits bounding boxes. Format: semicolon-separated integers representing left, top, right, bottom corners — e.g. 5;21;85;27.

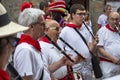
110;18;119;21
76;13;86;16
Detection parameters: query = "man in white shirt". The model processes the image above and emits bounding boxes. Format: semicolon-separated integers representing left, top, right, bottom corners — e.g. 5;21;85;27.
97;12;120;79
58;4;98;80
14;8;71;80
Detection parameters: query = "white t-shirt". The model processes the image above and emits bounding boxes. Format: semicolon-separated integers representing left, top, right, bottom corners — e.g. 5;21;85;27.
97;14;108;27
97;26;120;78
40;41;67;79
14;43;51;80
57;25;92;72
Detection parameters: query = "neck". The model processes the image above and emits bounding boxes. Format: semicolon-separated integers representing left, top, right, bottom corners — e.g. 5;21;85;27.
72;20;82;27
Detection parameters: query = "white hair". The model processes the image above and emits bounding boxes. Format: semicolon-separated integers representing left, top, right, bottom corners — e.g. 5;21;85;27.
18;8;45;27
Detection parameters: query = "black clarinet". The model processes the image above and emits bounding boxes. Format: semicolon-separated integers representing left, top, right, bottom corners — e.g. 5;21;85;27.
7;63;23;80
44;34;74;62
59;37;85;60
82;21;96;40
114;25;120;35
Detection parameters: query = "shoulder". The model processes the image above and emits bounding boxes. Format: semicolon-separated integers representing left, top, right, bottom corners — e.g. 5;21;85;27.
97;26;107;35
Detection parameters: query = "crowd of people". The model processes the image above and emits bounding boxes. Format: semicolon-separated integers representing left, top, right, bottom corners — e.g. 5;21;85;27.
0;0;120;80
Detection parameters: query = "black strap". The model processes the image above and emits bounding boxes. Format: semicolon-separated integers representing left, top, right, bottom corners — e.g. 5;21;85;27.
44;34;74;62
74;28;89;50
39;68;44;80
74;28;94;56
7;62;23;80
74;28;103;78
59;37;85;59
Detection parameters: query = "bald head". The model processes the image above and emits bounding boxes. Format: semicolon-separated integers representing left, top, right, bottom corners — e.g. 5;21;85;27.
108;12;119;18
108;11;120;27
45;20;60;42
45;20;60;29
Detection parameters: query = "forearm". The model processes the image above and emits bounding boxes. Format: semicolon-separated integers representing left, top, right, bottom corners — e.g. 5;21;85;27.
89;43;97;53
98;46;119;63
22;75;32;80
48;60;63;73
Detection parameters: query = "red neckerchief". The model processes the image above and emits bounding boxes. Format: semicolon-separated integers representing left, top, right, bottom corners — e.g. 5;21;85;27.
66;23;82;29
0;69;10;80
19;34;41;51
106;24;118;32
40;36;51;44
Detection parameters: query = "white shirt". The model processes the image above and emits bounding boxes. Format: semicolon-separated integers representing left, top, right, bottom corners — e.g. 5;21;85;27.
97;14;108;27
97;26;120;78
14;43;51;80
57;25;92;72
40;41;67;79
97;26;120;58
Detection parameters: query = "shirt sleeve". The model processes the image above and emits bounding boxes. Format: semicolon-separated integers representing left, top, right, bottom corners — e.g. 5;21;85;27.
97;29;104;46
14;48;33;77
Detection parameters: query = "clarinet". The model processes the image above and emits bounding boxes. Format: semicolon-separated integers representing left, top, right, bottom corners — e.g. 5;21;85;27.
114;25;120;35
59;37;85;60
82;21;96;40
44;34;74;63
59;37;84;80
82;21;103;78
7;63;23;80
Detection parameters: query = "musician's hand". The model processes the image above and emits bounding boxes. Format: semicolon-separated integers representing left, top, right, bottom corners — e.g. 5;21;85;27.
93;34;99;45
115;59;120;65
74;54;86;64
59;54;74;66
89;34;99;53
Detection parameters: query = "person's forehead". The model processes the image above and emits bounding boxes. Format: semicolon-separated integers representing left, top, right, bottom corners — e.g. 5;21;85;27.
109;13;119;18
76;9;86;13
49;21;59;28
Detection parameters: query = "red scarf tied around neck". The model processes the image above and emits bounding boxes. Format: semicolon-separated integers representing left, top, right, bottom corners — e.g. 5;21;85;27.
19;34;41;51
66;23;82;29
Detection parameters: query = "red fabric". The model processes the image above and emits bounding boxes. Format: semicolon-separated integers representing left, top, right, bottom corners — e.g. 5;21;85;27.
44;15;51;20
0;69;10;80
49;1;66;8
106;24;118;32
40;36;51;43
66;23;82;29
59;65;75;80
20;2;33;12
99;57;113;63
19;34;41;51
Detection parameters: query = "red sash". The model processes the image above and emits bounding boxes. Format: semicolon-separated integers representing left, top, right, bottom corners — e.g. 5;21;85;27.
99;57;113;63
59;66;75;80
